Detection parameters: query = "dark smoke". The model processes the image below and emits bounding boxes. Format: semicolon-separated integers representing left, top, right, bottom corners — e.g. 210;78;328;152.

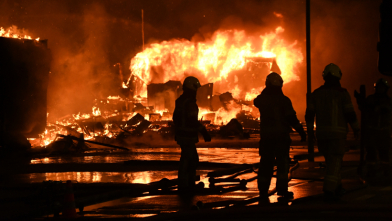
0;0;383;122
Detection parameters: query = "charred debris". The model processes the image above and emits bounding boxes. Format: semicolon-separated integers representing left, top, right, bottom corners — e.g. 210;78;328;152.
42;83;260;153
0;36;265;154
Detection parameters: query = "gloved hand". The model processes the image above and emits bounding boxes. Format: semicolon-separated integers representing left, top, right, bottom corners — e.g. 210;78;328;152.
201;127;211;142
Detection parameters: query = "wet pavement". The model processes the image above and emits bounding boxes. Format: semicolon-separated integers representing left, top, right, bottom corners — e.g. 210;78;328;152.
1;133;392;220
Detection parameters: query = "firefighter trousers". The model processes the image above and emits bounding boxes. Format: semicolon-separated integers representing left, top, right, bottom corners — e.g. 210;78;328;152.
258;138;291;195
178;143;199;190
317;139;346;193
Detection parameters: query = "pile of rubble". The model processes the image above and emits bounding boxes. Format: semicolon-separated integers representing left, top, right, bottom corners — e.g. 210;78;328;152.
31;80;261;151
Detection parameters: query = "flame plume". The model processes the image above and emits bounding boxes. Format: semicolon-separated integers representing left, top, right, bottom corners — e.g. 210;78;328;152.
128;26;303;99
0;26;39;41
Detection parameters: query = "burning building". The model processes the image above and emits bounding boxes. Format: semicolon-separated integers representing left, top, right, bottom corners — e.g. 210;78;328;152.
0;13;304;149
0;29;51;150
123;27;302;125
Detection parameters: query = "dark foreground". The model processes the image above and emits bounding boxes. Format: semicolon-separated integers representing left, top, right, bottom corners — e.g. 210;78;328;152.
0;133;391;220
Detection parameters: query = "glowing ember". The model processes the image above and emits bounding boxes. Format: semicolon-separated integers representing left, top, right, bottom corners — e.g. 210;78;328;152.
108;95;122;100
103;124;113;138
73;112;91;120
92;106;101;116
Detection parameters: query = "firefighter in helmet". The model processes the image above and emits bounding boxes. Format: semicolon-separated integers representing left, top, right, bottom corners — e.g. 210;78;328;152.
363;78;392;182
173;76;211;193
306;63;360;202
254;72;306;200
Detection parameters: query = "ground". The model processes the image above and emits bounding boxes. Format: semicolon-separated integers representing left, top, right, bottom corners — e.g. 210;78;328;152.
0;133;391;220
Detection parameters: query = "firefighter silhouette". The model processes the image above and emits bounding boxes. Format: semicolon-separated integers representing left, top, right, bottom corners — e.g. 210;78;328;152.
306;63;360;202
254;72;306;200
363;78;392;182
173;76;211;193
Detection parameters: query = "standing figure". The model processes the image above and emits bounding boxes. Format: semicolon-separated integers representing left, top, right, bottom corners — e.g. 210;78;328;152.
254;72;306;200
173;76;211;193
364;78;392;181
306;63;360;202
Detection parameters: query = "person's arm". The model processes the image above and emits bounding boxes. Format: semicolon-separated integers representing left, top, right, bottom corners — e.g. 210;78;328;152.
343;90;360;138
253;94;262;109
285;98;306;141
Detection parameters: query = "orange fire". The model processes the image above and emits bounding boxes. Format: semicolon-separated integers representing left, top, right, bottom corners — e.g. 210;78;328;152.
92;106;101;117
128;26;303;99
198;100;243;125
0;26;40;41
29;25;304;147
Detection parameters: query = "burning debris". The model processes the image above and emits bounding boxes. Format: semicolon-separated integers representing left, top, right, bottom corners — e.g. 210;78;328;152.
126;27;302;100
1;22;302;150
33;82;263;149
147;80;182;113
30;85;263;149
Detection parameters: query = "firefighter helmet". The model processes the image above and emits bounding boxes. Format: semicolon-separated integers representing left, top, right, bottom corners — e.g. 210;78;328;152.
374;78;390;88
322;63;342;80
266;72;284;87
183;76;201;91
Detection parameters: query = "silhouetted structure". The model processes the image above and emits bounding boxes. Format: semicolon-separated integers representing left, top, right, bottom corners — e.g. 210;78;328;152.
196;83;213;110
147;80;182;113
378;0;392;75
0;37;51;151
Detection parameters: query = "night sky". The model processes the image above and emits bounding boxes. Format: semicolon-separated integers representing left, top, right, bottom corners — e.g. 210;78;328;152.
0;0;384;121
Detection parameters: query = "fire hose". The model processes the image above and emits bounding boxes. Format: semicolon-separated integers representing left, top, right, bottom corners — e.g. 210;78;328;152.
58;134;129;151
197;160;300;209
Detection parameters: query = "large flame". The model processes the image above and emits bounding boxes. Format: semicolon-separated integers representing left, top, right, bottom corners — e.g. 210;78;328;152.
128;26;303;98
29;25;304;147
0;26;39;41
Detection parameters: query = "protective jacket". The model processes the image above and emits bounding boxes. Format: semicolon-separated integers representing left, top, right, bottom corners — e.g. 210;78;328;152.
173;93;203;144
306;82;359;139
364;93;392;134
254;86;304;140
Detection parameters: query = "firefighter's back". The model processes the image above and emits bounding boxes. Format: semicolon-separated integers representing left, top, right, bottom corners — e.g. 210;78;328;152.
311;85;352;139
